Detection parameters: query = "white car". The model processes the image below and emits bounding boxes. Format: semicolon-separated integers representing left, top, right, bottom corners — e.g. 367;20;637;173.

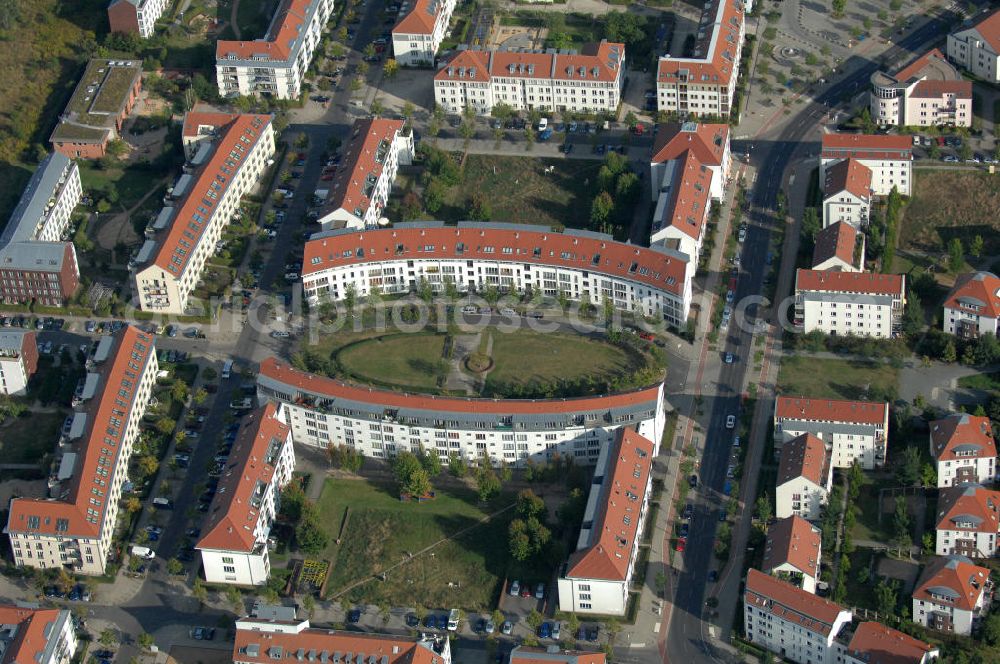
738;227;747;242
500;307;517;316
131;545;156;560
270;330;291;339
732;436;740;447
726;415;736;429
538;118;548;131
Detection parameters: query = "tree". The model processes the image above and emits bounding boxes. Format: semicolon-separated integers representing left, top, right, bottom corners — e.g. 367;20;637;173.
895;446;921;486
982;613;1000;645
874;579;898;619
508;516;550;561
516;489;546;520
448;453;468;477
370;98;384;118
227;586;244;612
970;234;984;259
172;380;189;403
99;628;117;648
590;191;614;230
0;0;22;29
801;207;822;247
831;0;846;18
468;193;491;221
902;289;924;337
754;495;772;524
155;417;177;435
526;609;543;630
948;237;965;273
383;58;399;78
423;178;445;213
624;111;638;128
419;447;442;475
477;466;501;502
124;496;142;513
891;496;912;553
192;387;208;405
296;511;330;553
137;455;159;478
302;594;316;618
166;558;184;575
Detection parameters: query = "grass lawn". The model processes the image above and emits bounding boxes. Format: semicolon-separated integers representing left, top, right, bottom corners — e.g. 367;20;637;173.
901;170;1000;255
843;549;880;611
318;479;533;609
78;161;169;211
486;330;634;389
777;356;899;401
850;481;892;543
958;371;1000;392
0;411;64;465
337;333;448;391
236;0;280;37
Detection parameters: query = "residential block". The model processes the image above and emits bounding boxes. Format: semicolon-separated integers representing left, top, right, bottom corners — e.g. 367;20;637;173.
930;413;997;488
870;48;972;127
392;0;458;66
943;271;1000;338
794;270;906;338
0;329;38;396
947;8;1000;82
761;515;822;594
934;483;1000;558
912;555;991;635
775;433;832;521
820;134;912;196
107;0;168;38
774;396;889;469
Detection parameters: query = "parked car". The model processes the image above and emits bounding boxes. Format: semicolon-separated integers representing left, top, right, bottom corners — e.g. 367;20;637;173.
190;627;216;640
682;503;694;520
539;622;551;639
535;583;545;599
501;620;513;635
726;415;736;429
348;609;362;623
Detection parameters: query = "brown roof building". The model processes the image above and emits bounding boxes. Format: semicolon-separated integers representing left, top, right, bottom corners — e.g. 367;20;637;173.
761;515;823;593
934;483;1000;558
930;413;997;488
912;555;991;635
776;433;832;521
774;396;890;470
870;47;972;127
821;159;873;229
812;221;864;273
943;271;1000;339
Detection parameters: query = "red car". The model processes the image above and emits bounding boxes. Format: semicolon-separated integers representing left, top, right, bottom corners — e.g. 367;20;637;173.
520;587;532;598
675;537;687;552
639;332;655;341
321;174;334;180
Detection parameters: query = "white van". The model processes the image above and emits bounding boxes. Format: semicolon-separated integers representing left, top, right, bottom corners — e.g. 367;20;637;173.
447;609;460;631
131;546;156;560
222;360;233;380
152;497;173;510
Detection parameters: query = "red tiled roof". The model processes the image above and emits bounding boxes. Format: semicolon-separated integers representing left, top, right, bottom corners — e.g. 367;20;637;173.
762;515;821;581
893;47;949;82
197;403;291;553
944;271;1000;319
302;224;688;296
651;123;729;165
775;396;888;425
913;555;989;612
435;50;491;82
510;646;606;664
393;0;443;35
436;42;625;84
936;483;1000;534
795;269;904;296
823;158;871;200
821;133;913;162
811;222;859;271
565;428;654;581
777;433;829;487
258;357;662;416
233;626;446;664
911;79;973;99
152;114;271;277
0;606;67;664
658;151;713;241
216;0;315;61
322;119;404;222
744;569;848;636
657;0;744;88
965;7;1000;54
182;108;239;139
846;622;937;664
7;326;155;538
930;413;996;462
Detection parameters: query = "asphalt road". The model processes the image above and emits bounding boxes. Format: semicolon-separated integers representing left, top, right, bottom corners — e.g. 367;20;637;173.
660;11;951;664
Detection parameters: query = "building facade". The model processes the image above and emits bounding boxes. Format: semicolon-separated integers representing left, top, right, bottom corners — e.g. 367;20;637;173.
942;271;1000;338
812;222;864;273
197;403;295;586
912;555;990;635
761;515;822;594
935;483;1000;558
822;159;871;229
50;59;143;159
107;0;168;38
302;223;692;329
216;0;334;100
930;413;996;488
392;0;458;66
947;8;1000;82
0;605;78;664
256;357;666;467
775;433;832;521
132;113;275;314
774;396;889;469
5;326;157;575
870;48;973;127
0;330;38;396
820;134;913;197
433;42;626;115
558;428;655;616
317;119;413;230
794;269;906;338
5;153;81;245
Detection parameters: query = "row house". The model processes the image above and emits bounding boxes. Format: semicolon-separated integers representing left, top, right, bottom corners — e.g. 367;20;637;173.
820;133;913;197
0;330;38;396
811;222;864;273
511;648;605;664
301;222;692;329
433;42;625;116
256;358;666;468
0;605;78;664
216;0;334;100
870;48;973;127
50;59;143;159
107;0;168;38
132;112;275;315
761;515;822;594
775;433;832;522
4;326;157;575
930;413;996;488
656;0;747;118
935;483;1000;558
391;0;457;66
912;555;991;635
794;269;906;339
947;7;1000;82
821;158;871;229
316;119;414;230
774;396;889;469
942;271;1000;339
197;403;295;586
557;428;656;616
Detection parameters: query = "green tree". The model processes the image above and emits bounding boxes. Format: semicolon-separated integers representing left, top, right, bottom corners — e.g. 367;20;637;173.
99;629;117;648
370;98;384;118
137;632;154;650
296;511;330;553
982;613;1000;645
468;193;491;221
448;453;468;477
948;237;965;273
590;191;614;230
227;586;244;613
477;465;501;502
526;609;543;630
516;489;546;520
166;558;184;575
383;58;399;78
970;234;984;259
192;387;208;405
155;417;177;435
895;446;921;486
755;495;772;523
874;579;897;619
891;496;912;553
419;447;442;474
801;207;822;248
193;579;208;604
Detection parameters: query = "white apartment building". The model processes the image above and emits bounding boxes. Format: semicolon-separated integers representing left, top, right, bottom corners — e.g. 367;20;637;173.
870;48;973;127
558;428;656;616
302;222;693;329
943;271;1000;339
0;329;38;396
794;269;906;339
947;8;1000;82
107;0;168;38
935;483;1000;558
820;134;913;196
744;569;854;664
812;222;864;273
761;515;822;594
931;413;996;488
197;403;295;586
775;433;832;522
912;555;991;635
317;119;413;230
5;326;157;575
656;0;746;118
392;0;457;66
216;0;333;99
0;605;77;664
774;396;889;470
256;357;666;467
433;42;626;115
4;153;81;245
132;113;275;315
821;159;871;229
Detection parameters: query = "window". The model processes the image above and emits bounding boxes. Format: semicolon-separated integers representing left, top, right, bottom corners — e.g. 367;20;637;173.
223;565;236;573
222;556;234;564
